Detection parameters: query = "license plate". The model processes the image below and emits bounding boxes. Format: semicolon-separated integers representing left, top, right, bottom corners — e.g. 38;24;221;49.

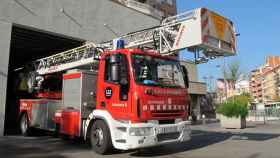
158;126;178;134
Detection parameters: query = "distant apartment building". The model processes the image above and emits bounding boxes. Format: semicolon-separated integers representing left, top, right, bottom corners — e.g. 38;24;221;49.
262;65;280;102
250;69;264;102
249;56;280;103
265;56;280;68
113;0;177;19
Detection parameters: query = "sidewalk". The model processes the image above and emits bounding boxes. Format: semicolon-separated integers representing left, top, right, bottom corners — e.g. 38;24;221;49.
191;120;280;134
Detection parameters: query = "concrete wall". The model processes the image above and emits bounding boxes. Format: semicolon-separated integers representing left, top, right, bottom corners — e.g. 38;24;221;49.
0;21;12;136
180;61;206;95
0;0;160;136
180;60;198;82
189;81;207;95
0;0;159;43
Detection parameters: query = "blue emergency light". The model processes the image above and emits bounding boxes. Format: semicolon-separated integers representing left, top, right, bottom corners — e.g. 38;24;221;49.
116;39;125;49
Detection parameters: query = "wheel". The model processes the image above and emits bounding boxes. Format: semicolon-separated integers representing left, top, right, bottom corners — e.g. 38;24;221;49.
90;120;113;154
20;113;31;136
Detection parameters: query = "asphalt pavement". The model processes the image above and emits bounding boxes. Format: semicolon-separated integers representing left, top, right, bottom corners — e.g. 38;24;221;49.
0;121;280;158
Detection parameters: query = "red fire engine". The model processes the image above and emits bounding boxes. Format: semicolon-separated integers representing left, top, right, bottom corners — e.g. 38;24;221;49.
18;8;236;154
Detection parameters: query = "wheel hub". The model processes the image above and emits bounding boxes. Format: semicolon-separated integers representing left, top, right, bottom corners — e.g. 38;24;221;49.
94;128;104;146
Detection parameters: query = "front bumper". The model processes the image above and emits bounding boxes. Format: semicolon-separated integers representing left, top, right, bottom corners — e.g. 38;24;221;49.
112;121;191;150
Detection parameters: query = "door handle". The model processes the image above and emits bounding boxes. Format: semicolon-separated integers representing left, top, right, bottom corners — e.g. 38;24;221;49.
101;101;106;107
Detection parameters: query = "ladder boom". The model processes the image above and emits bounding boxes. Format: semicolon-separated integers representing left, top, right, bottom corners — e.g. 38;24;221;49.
36;43;102;75
34;8;237;75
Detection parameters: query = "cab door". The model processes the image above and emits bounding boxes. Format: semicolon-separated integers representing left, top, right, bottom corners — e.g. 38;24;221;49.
98;53;131;120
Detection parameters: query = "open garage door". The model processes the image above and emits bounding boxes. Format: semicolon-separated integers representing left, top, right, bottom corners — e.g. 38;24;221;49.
5;25;84;134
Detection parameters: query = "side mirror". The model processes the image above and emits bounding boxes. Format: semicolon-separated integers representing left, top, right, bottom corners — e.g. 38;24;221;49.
111;64;120;82
110;54;121;82
181;65;189;88
109;54;129;85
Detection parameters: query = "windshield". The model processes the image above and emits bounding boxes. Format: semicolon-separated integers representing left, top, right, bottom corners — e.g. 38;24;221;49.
131;54;185;88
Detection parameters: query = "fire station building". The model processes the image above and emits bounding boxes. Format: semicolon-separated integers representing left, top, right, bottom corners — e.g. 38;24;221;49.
0;0;161;136
0;0;206;136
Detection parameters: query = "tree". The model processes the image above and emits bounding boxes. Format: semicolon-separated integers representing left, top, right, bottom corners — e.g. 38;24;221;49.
225;60;242;83
228;92;252;106
217;59;246;103
220;60;243;93
216;100;248;118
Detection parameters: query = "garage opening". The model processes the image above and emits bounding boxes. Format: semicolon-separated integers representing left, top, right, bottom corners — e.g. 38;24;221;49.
5;25;84;134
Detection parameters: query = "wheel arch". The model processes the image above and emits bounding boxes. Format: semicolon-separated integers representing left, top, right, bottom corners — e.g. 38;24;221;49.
84;110;112;141
84;110;121;149
19;110;32;136
85;117;107;140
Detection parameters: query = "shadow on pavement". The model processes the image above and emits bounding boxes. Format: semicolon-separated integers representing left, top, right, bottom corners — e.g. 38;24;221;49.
1;129;280;158
130;129;280;157
0;136;90;158
130;130;232;157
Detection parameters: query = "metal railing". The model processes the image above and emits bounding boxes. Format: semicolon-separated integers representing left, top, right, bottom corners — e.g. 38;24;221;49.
247;109;280;122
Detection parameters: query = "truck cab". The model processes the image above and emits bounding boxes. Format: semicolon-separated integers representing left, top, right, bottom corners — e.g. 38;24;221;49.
86;49;191;153
97;49;189;122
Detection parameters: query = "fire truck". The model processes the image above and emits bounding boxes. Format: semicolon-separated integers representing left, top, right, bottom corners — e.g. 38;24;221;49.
18;8;236;154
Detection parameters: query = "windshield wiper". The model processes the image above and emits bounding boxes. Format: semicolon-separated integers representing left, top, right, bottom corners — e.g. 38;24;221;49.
163;84;181;88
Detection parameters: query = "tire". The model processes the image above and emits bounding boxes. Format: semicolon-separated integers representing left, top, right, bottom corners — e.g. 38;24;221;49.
20;113;31;136
90;120;113;154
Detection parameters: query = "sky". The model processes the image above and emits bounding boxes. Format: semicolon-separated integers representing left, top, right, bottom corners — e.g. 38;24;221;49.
176;0;280;86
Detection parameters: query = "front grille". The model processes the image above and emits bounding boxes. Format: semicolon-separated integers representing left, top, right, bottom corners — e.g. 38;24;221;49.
157;132;180;142
151;110;183;118
159;119;175;124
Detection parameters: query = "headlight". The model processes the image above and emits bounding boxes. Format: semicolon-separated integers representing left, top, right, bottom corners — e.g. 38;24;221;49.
175;118;183;123
129;127;154;136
